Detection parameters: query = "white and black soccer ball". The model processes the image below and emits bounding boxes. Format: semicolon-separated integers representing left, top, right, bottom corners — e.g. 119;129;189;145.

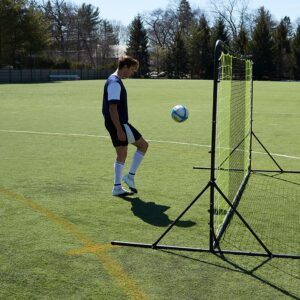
171;105;189;122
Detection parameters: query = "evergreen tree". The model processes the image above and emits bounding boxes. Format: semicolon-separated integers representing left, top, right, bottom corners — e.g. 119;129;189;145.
0;0;23;66
76;3;101;66
167;31;189;78
211;17;230;48
234;25;249;54
273;17;292;79
77;3;100;41
126;15;149;77
177;0;194;36
251;7;274;80
291;24;300;80
22;5;51;67
0;0;50;67
188;14;211;78
188;23;202;78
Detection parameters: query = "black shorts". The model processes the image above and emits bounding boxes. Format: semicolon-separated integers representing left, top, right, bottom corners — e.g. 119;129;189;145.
105;121;142;147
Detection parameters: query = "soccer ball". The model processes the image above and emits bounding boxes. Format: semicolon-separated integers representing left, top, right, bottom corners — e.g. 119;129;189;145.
171;105;189;122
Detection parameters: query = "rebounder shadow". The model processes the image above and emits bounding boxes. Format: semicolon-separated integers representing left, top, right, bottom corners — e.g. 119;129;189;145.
162;250;300;299
121;196;196;228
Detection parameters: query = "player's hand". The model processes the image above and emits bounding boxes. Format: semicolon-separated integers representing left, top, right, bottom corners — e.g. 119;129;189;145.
117;129;126;141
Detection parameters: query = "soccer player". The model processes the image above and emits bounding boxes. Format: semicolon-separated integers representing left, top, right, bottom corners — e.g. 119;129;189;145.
102;56;148;196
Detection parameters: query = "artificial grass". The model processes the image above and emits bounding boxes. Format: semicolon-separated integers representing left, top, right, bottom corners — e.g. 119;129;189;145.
0;79;299;299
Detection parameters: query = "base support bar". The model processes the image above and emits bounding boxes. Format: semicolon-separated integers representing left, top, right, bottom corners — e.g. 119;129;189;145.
111;241;300;259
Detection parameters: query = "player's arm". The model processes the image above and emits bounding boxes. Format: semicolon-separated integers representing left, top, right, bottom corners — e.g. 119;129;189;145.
109;104;126;141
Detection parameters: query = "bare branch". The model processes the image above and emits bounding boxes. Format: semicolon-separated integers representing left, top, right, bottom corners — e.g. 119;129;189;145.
209;0;250;39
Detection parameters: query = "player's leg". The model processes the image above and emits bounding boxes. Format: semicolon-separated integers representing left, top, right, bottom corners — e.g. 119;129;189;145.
130;137;148;176
112;146;133;196
133;136;148;154
114;145;127;190
105;121;133;196
122;124;149;193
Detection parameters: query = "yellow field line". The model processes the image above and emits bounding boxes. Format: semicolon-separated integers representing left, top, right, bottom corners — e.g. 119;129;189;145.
0;187;149;300
67;243;115;255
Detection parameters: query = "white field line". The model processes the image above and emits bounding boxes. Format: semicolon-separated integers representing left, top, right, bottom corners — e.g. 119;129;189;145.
1;129;300;160
255;112;300;116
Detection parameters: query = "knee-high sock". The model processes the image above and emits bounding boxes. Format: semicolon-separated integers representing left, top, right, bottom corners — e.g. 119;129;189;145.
129;150;144;178
114;161;124;188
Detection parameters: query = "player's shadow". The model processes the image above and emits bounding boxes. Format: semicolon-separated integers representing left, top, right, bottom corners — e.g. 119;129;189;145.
122;196;196;227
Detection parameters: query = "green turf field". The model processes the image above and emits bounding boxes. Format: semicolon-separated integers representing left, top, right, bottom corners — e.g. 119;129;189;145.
0;79;299;299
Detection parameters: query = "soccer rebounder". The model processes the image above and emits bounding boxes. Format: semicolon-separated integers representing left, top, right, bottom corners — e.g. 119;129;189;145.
111;41;300;259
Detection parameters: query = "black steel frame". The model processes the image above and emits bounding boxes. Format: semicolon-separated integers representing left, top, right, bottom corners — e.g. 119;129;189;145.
112;40;300;259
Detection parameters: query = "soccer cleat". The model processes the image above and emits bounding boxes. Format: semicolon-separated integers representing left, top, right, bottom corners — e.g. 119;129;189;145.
122;174;138;193
112;187;134;197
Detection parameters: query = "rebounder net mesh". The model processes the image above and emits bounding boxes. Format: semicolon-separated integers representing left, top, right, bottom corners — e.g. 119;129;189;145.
214;52;252;235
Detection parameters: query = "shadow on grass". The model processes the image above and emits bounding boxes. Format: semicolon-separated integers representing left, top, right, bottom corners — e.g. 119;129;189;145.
217;253;300;299
163;249;300;299
121;196;196;228
256;172;300;186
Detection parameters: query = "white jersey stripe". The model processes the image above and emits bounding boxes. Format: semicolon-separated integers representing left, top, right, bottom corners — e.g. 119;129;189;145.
123;124;136;144
107;82;121;101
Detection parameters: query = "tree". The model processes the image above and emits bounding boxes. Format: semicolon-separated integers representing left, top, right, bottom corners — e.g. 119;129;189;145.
76;3;101;66
210;0;250;41
234;24;249;54
291;24;300;79
211;17;230;49
177;0;194;35
144;8;178;49
43;0;72;59
0;0;50;67
251;7;274;80
272;17;292;79
151;45;168;72
166;31;188;78
126;15;149;77
43;1;106;67
97;19;118;67
0;0;24;66
110;20;127;45
188;14;212;78
22;5;51;67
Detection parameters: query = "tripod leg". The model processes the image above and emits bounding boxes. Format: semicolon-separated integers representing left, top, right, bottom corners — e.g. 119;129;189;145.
152;182;211;248
252;131;283;172
214;183;272;256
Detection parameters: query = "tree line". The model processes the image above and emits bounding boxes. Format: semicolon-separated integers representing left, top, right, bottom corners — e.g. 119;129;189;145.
1;0;300;80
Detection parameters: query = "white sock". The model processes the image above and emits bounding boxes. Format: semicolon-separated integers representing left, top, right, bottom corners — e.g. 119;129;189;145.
114;161;124;189
129;150;144;178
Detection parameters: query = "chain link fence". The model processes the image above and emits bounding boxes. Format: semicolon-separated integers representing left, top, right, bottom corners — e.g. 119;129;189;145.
0;68;112;83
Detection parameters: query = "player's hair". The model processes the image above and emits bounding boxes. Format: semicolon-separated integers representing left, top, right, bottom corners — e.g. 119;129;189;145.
118;56;139;70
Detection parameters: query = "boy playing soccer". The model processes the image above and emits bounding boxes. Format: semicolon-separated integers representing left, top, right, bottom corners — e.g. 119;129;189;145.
102;56;148;196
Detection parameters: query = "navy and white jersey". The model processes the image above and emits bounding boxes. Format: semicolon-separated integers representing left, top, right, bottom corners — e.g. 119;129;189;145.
102;74;128;124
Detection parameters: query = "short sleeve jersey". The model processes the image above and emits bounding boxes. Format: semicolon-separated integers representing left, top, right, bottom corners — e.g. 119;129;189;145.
102;74;128;124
